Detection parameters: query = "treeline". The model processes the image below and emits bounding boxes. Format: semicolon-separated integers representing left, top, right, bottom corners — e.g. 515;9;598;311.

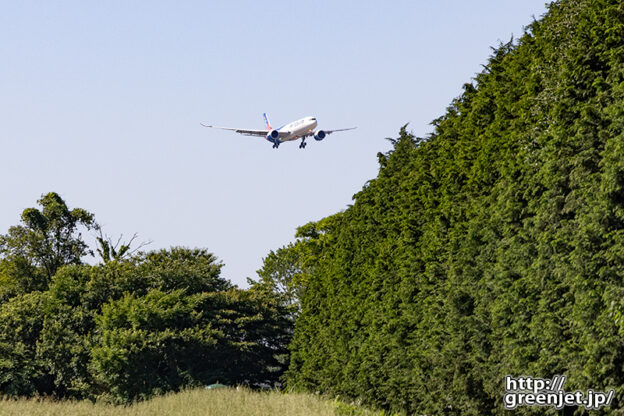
0;193;292;403
283;0;624;414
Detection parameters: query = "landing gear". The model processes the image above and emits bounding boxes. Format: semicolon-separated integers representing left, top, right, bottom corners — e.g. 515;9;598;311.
299;139;307;149
272;141;280;149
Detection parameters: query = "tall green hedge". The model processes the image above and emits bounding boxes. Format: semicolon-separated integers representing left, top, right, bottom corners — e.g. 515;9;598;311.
287;0;624;414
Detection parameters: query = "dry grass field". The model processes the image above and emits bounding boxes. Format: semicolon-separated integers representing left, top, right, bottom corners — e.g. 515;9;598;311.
0;387;390;416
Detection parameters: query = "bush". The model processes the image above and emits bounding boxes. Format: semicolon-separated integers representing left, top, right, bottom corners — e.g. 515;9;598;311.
0;248;292;402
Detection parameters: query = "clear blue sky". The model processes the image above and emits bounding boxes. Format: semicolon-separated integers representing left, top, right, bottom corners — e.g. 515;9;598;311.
1;1;550;287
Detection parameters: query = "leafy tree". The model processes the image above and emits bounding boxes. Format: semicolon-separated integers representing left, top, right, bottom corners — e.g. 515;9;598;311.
253;243;303;310
0;234;290;403
134;247;231;294
251;213;344;315
0;192;96;293
0;292;51;396
90;288;291;403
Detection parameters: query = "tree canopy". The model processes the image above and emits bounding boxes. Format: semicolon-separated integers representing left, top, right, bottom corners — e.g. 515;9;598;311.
286;0;624;414
0;192;96;296
0;193;292;403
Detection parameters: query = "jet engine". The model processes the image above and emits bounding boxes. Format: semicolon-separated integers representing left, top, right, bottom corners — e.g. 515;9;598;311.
314;130;326;141
266;130;280;141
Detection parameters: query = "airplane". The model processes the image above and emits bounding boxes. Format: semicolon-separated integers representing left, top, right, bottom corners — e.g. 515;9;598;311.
201;113;356;149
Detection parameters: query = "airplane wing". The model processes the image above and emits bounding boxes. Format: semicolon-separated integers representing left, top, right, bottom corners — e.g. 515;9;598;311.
201;123;290;138
301;127;357;138
324;127;357;134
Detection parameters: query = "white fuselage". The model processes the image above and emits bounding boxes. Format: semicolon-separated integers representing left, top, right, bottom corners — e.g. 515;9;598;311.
276;116;318;142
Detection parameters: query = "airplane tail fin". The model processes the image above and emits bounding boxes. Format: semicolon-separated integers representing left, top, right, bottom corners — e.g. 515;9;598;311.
263;113;272;130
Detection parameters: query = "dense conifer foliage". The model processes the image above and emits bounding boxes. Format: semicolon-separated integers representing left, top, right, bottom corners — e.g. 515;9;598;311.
286;0;624;413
